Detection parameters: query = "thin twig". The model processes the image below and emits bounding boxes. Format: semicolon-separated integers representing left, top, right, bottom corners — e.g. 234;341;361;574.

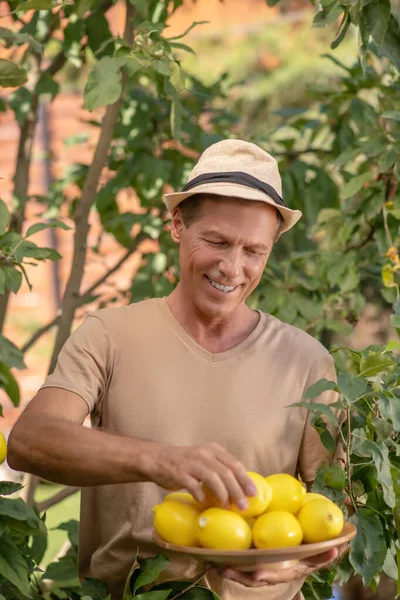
79;235;146;305
346;408;357;512
36;486;79;512
383;204;394;249
170;566;212;600
22;316;60;353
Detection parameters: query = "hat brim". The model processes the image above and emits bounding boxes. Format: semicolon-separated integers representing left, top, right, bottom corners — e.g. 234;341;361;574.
163;182;302;235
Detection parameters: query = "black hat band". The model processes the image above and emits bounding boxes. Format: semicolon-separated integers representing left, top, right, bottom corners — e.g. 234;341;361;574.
181;171;287;208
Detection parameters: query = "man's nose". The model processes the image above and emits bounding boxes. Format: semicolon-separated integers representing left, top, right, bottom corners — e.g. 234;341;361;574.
219;248;241;280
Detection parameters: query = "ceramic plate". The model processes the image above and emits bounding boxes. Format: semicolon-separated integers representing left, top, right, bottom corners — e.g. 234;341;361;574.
152;522;356;572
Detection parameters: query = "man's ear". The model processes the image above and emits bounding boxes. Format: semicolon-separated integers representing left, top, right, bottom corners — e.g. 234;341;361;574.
170;207;184;243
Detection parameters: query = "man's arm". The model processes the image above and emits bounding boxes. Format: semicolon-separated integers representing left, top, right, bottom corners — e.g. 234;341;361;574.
7;387;256;508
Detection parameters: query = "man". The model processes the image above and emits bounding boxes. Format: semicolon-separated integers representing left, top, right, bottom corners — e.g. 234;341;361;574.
8;140;345;599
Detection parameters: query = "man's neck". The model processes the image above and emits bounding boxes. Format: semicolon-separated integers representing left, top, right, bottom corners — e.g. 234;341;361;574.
166;288;260;354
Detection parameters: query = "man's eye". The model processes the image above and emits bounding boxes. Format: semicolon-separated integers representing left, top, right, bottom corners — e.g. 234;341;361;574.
207;240;225;246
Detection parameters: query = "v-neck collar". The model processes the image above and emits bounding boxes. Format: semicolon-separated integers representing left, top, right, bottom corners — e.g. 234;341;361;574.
157;296;268;363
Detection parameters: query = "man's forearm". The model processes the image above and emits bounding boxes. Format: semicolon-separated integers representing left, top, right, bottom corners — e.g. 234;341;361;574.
7;414;152;487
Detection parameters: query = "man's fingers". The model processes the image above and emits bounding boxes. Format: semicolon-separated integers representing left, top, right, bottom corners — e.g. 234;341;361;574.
212;446;257;497
303;547;338;567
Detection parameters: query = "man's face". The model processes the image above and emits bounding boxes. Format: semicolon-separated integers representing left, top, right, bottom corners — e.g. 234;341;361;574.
171;197;278;321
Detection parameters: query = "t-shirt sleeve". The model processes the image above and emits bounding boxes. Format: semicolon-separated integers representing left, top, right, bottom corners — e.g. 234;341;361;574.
40;314;113;415
297;352;345;484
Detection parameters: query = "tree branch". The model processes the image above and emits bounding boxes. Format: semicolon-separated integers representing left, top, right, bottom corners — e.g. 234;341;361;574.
79;234;146;305
345;226;374;251
0;52;42;333
36;486;80;512
21;232;146;353
48;2;135;374
45;51;67;77
22;315;60;353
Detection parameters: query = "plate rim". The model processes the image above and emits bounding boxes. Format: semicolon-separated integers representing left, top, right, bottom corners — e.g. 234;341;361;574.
152;521;356;558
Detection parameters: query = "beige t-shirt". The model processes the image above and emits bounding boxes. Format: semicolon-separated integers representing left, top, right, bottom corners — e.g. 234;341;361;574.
41;297;340;600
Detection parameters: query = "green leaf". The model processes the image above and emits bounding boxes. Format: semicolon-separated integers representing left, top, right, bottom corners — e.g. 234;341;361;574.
152;582;221;600
381;110;400;121
381;16;400;72
379;394;400;431
314;462;346;491
290;399;340;427
331;11;351;49
0;481;23;496
35;73;59;99
16;241;61;262
0;362;20;407
84;56;122;111
383;545;398;580
0;59;27;87
29;516;47;566
0;200;10;235
349;508;387;586
337;373;368;404
56;520;79;547
351;437;394;507
362;0;391;45
85;12;113;55
0;27;42;53
43;555;78;581
311;413;336;452
385;340;400;352
313;4;343;28
123;550;140;600
0;532;31;595
9;87;32;126
134;592;172;600
0;335;25;369
302;378;337;401
4;267;22;294
16;0;53;10
0;497;41;527
359;353;395;377
342;172;373;198
81;577;110;599
25;220;71;237
133;554;171;593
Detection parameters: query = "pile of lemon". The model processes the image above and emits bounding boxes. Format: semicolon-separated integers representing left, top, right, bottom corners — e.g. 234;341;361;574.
153;472;344;550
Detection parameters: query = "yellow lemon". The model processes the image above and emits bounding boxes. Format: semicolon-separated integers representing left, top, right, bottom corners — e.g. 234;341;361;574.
164;491;201;508
265;473;306;514
153;500;199;547
245;517;257;528
301;492;328;507
297;498;344;543
197;508;252;550
0;432;6;465
230;472;272;518
252;511;303;549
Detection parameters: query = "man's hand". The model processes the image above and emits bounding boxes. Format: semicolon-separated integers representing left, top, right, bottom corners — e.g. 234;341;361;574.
142;441;257;510
212;543;349;587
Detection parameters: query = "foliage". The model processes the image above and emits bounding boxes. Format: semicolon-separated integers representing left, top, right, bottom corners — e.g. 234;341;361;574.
0;490;218;599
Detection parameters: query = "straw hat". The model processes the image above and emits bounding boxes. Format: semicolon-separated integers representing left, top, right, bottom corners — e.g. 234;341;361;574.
163;139;302;234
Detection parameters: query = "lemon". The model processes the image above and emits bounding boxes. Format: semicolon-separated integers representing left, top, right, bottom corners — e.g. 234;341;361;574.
197;508;252;550
297;498;344;543
252;511;303;549
0;432;6;465
245;516;257;528
153;500;199;547
164;491;201;508
265;473;306;514
301;492;328;507
230;472;272;518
